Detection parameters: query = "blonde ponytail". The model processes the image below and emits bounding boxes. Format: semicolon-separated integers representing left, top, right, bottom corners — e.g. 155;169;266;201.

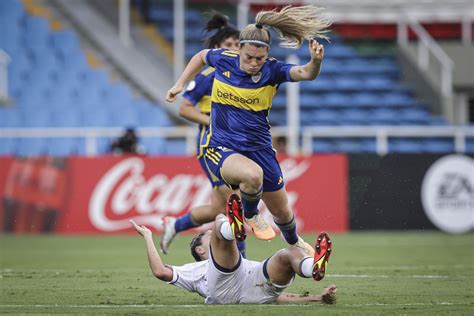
240;5;331;49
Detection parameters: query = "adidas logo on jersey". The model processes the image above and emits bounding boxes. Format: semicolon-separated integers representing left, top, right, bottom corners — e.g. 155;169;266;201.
223;71;231;78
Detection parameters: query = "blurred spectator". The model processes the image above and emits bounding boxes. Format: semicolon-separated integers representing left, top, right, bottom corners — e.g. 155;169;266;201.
110;128;143;154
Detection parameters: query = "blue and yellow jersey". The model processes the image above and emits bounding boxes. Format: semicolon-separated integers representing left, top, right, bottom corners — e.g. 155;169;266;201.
182;66;215;157
203;48;294;151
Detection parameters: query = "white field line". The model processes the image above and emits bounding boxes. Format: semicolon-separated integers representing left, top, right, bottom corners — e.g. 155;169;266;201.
0;302;466;309
329;274;449;278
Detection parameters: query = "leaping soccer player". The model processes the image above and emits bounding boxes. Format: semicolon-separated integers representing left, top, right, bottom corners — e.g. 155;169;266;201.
166;5;331;254
131;193;335;304
160;12;247;257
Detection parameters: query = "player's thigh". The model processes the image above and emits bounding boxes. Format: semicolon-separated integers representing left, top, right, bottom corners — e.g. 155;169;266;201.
262;187;293;222
220;152;263;185
265;249;295;286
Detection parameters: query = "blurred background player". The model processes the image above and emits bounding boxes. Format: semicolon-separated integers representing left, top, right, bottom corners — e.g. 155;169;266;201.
130;193;335;304
166;5;330;252
160;12;247;256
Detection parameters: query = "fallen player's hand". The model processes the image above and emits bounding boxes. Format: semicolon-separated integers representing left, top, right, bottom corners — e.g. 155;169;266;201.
130;220;152;238
321;284;337;304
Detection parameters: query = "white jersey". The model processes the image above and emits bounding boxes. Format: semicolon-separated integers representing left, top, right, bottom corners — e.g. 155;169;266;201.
168;257;293;304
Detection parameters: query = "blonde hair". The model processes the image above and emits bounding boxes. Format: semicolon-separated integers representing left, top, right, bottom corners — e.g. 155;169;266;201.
240;5;331;49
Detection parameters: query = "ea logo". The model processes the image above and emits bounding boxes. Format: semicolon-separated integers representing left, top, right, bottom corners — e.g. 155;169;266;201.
421;155;474;234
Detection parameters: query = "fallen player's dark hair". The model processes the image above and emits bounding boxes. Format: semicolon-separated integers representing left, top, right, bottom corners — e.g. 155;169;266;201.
190;232;206;261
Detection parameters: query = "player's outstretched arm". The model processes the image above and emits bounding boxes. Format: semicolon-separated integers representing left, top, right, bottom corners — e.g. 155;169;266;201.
277;284;337;304
289;39;324;82
179;99;210;126
130;220;173;282
166;49;210;102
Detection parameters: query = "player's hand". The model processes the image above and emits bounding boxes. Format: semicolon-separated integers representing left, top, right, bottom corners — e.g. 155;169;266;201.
166;85;183;102
321;284;337;304
309;39;324;63
130;220;152;238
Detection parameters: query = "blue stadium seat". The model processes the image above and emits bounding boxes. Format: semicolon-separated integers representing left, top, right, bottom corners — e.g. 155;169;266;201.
311;109;341;125
312;139;336;153
398;108;430;124
319;93;351;108
334;77;365;92
137;102;172;127
333;138;375;153
102;84;133;108
109;106;139;127
164;139;187;155
0;138;17;155
21;110;51;127
0;108;23;127
50;30;80;58
46;138;85;156
17;138;47;156
50;109;84;127
300;94;319;108
83;108;110;127
389;139;422;153
351;93;380;108
423;139;454;153
141;137;165;155
272;94;286;109
269;110;286;126
302;77;334;92
371;109;399;125
22;17;50;52
364;77;394;92
380;93;416;107
340;109;369;125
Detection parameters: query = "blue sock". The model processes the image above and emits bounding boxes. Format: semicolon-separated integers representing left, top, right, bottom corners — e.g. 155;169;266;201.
241;187;263;219
275;216;298;245
236;240;246;258
174;212;199;233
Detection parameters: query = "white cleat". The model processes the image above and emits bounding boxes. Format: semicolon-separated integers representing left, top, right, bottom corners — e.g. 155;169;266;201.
160;216;177;254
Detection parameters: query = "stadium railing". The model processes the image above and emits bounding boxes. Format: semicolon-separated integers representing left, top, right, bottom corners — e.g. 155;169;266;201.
1;125;473;156
301;125;474;155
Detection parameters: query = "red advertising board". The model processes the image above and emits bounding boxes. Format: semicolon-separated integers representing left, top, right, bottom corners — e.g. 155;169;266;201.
1;154;348;234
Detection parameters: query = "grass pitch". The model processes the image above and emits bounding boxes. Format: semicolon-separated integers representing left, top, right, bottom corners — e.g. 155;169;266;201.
1;231;473;315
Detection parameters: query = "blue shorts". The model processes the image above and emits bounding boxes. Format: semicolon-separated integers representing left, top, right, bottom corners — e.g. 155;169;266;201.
202;146;284;192
198;155;225;188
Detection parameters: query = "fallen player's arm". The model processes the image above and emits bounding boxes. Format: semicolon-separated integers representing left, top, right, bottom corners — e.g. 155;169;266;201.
130;220;173;282
277;285;337;304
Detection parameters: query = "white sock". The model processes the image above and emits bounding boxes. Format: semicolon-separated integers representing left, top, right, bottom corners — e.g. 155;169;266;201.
300;257;314;278
219;221;234;241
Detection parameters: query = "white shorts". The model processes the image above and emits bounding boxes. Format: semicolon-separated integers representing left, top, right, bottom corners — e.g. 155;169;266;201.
205;247;293;304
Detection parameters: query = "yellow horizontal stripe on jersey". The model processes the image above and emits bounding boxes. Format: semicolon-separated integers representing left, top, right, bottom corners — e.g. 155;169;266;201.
197;95;212;113
201;67;215;77
211;79;277;112
221;51;238;57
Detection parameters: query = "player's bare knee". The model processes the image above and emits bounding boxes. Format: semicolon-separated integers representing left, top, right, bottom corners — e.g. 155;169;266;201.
243;166;263;189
